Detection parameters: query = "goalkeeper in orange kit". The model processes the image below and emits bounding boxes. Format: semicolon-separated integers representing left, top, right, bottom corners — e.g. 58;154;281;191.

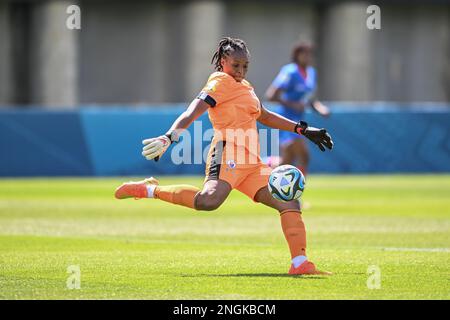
115;37;333;275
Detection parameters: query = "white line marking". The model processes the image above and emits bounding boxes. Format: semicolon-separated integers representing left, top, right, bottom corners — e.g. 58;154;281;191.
381;247;450;253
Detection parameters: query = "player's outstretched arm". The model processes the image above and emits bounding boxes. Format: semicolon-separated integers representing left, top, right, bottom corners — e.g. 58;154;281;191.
257;104;333;152
265;85;305;112
142;99;210;161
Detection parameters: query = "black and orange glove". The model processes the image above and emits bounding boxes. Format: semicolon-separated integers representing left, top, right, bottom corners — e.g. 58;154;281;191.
294;120;333;152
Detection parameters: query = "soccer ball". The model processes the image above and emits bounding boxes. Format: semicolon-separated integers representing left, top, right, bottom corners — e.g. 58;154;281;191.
268;165;305;202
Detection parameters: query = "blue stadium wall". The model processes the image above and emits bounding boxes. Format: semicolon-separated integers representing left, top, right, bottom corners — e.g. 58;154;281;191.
0;103;449;176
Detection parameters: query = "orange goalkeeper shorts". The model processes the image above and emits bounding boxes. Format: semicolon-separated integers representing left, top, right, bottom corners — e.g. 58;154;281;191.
204;140;272;201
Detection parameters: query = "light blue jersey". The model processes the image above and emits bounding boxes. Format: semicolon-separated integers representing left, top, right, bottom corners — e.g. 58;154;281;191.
271;63;317;143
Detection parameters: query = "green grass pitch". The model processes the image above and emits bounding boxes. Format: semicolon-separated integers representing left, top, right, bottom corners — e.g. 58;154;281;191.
0;175;449;299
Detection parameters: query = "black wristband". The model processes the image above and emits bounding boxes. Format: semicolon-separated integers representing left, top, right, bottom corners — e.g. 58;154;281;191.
294;120;308;135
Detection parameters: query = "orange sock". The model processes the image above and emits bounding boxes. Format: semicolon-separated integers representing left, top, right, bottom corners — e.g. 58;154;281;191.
280;209;307;258
154;185;200;209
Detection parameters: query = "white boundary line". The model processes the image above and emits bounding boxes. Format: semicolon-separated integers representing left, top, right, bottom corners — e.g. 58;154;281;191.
381;247;450;253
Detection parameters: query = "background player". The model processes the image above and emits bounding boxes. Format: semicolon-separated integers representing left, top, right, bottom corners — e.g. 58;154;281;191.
115;37;333;275
265;41;330;175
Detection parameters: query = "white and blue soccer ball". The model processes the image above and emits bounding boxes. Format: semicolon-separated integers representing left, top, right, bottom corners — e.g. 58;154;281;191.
268;165;305;202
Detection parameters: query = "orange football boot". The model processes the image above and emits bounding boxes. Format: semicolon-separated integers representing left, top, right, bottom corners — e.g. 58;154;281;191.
114;177;159;199
288;261;332;275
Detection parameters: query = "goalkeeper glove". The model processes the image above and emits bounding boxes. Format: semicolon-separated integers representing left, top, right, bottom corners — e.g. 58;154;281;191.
141;135;169;162
142;131;180;161
294;120;334;152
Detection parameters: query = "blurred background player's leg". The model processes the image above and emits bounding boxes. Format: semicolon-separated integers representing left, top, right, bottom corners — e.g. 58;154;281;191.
267;130;309;176
281;137;309;176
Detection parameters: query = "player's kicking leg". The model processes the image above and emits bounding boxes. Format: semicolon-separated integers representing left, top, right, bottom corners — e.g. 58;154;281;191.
254;186;331;275
115;178;231;211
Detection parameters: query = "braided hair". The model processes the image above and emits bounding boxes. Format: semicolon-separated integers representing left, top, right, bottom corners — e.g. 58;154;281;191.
211;37;250;71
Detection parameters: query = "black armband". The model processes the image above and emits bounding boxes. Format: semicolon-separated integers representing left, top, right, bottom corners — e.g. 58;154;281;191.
197;92;217;107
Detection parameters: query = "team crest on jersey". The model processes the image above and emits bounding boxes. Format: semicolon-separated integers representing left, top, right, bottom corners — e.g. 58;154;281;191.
226;159;236;170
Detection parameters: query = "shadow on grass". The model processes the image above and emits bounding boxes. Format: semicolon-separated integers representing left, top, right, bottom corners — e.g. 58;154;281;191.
181;273;328;279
